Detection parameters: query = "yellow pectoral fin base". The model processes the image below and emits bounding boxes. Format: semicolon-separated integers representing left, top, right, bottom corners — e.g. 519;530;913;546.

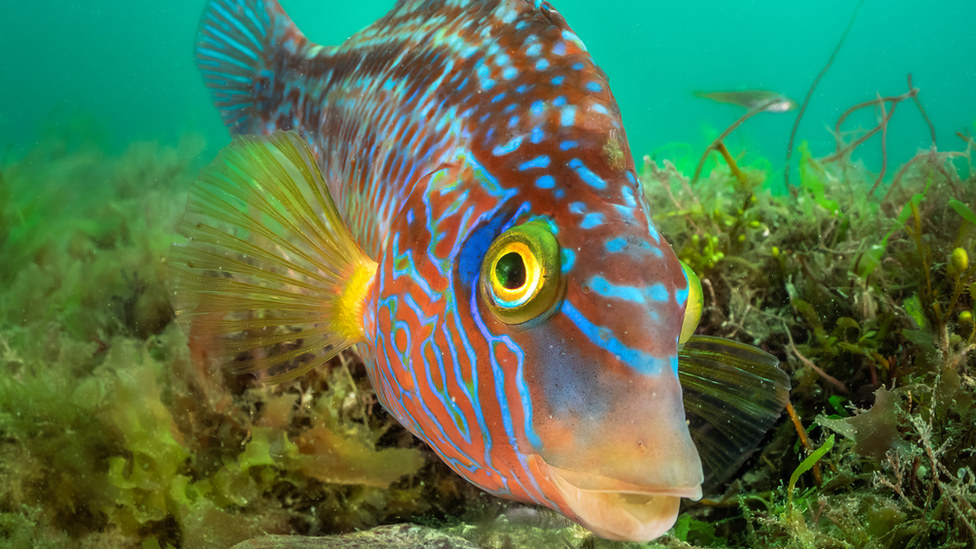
168;131;376;383
678;336;791;490
334;260;378;342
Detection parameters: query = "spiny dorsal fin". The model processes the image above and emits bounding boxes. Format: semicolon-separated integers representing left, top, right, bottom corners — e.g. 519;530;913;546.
196;0;305;133
678;336;791;491
169;131;376;383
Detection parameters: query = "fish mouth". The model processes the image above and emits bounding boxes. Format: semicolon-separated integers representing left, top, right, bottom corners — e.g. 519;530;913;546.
530;455;702;542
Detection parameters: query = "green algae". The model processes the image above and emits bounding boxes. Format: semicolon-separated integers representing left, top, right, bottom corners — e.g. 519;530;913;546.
1;104;974;549
640;109;976;548
0;130;459;549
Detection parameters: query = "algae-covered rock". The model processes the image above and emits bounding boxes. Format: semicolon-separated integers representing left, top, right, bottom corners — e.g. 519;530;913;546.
229;525;480;549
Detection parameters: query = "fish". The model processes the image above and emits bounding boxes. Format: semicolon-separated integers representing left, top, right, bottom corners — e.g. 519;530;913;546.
693;89;798;113
170;0;791;541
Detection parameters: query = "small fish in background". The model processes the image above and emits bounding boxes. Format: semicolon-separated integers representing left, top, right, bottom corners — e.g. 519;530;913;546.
693;89;799;113
170;0;790;541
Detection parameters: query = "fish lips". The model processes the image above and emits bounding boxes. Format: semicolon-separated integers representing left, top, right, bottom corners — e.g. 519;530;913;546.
529;454;702;542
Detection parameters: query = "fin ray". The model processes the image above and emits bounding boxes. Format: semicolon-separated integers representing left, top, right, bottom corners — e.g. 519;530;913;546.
678;336;791;490
169;131;376;383
174;209;343;283
195;0;305;133
169;237;332;291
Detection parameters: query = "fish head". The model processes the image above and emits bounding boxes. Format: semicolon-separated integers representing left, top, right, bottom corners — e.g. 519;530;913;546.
766;97;799;113
473;169;705;542
371;141;704;542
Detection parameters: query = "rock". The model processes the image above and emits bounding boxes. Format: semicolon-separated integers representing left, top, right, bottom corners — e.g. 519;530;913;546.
228;524;480;549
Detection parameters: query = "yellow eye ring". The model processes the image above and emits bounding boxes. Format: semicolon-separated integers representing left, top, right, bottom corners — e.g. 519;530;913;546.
679;260;703;344
481;221;562;325
489;241;541;306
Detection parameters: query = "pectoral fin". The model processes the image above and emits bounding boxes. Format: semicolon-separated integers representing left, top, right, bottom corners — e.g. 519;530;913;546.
168;131;376;383
678;336;791;490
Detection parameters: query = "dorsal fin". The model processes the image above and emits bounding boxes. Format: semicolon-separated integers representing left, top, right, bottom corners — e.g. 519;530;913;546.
195;0;306;133
169;131;376;383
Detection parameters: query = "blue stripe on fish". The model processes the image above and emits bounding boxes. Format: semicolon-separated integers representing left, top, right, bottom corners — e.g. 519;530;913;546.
562;300;667;376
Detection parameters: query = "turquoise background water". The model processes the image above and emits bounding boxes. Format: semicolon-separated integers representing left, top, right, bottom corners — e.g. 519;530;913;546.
2;0;974;181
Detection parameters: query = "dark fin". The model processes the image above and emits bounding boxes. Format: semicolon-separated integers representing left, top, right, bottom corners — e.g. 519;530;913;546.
195;0;305;133
168;131;377;383
678;336;791;491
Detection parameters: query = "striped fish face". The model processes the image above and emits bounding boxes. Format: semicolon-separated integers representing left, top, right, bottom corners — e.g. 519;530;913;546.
361;5;703;536
366;152;703;540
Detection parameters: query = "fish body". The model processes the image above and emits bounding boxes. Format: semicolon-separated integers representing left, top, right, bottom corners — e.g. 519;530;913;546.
179;0;790;541
693;89;798;113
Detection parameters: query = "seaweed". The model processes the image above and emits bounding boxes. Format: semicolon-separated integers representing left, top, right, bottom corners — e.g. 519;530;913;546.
785;0;868;187
0;131;475;549
641;80;976;549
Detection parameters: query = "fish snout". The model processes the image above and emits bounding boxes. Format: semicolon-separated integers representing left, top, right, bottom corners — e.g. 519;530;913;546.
530;455;701;541
531;365;703;541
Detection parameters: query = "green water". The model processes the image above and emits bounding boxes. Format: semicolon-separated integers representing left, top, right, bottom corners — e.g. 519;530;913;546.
2;0;973;177
2;2;976;548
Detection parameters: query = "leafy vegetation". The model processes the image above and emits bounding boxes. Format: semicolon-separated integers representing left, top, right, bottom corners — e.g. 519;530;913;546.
0;130;473;549
641;106;976;548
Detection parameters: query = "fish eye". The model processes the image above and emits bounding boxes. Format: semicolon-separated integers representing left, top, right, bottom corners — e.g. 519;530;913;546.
481;221;562;324
679;260;703;344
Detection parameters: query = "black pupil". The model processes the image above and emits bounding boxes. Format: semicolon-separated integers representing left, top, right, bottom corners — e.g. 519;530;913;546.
495;252;526;290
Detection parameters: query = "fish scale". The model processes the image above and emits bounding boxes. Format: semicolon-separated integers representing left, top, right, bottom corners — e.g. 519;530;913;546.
180;0;792;541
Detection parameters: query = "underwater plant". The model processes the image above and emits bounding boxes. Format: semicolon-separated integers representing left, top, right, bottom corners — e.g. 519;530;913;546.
1;83;974;548
641;75;976;548
785;0;868;188
0;131;454;549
